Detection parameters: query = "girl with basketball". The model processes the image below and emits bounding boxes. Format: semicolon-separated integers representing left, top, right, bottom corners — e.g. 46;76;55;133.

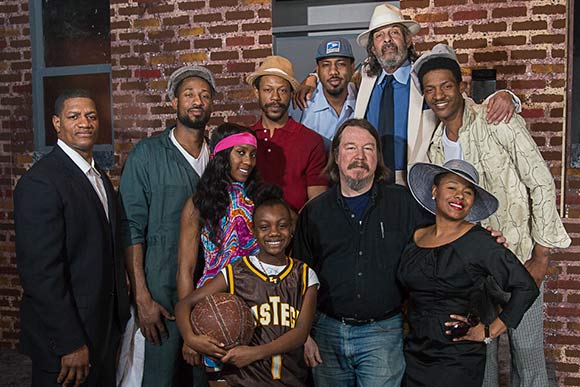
176;186;319;386
176;123;265;365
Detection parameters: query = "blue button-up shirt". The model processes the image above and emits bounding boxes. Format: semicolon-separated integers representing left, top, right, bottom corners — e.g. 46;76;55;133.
365;61;412;171
291;82;357;152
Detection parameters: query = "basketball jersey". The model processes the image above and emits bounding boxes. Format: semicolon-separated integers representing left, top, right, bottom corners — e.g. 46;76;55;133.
222;256;310;387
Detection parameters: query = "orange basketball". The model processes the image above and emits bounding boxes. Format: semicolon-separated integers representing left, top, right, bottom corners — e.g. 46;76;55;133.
190;293;255;350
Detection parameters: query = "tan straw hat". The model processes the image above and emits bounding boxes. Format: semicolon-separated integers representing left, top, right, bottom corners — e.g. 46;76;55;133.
245;56;300;92
356;3;421;47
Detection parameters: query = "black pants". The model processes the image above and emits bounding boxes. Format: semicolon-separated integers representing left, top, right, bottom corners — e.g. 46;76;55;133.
31;302;121;387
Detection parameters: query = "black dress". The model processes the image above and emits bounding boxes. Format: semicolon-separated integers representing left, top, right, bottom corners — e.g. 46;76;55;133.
397;226;538;387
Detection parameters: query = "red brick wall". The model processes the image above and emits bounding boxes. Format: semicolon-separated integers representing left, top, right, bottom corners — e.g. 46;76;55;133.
110;0;272;180
0;0;272;348
0;0;31;348
400;1;579;385
1;0;578;385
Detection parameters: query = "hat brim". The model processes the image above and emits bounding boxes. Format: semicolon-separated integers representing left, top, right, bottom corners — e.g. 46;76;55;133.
356;20;421;47
246;70;300;93
408;162;499;223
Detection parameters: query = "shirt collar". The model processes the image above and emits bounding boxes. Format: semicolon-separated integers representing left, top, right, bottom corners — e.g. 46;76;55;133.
253;117;297;133
309;83;329;112
377;60;411;85
335;181;379;207
345;83;357;110
461;98;476;129
169;128;207;158
57;139;96;176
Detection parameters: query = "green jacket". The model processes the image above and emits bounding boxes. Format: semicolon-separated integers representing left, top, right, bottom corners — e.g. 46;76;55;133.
119;126;201;306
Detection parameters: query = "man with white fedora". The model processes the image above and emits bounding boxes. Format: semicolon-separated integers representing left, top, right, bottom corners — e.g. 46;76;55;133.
295;3;519;186
354;3;522;185
247;55;328;215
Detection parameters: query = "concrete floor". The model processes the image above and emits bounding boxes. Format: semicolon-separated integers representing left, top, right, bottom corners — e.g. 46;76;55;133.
0;349;31;387
0;336;557;387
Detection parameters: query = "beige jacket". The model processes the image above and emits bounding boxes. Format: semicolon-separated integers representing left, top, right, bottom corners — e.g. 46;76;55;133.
428;101;571;263
354;65;438;184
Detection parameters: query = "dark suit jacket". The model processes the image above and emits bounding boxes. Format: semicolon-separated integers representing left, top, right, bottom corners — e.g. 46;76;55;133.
14;146;129;372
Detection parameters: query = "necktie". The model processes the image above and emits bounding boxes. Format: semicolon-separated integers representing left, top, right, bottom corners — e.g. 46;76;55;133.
378;74;395;184
89;168;109;221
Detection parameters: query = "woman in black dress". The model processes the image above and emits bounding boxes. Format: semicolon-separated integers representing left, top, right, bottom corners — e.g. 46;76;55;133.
398;159;538;387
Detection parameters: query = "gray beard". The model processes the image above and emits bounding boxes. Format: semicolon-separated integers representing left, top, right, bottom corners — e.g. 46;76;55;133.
345;175;373;192
375;45;407;70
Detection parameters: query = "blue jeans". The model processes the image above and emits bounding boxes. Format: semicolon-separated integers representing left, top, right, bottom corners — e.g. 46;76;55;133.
311;312;405;387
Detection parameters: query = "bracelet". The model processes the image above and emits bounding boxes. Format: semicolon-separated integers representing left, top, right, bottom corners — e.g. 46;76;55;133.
483;324;493;345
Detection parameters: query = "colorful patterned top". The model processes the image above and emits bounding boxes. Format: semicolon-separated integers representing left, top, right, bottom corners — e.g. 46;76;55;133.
198;182;259;287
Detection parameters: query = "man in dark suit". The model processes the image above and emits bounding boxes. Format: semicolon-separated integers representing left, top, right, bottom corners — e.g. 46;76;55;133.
14;89;129;387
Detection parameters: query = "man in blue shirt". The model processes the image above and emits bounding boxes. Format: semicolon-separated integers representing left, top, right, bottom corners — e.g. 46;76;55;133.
295;3;519;185
355;4;521;184
291;38;357;152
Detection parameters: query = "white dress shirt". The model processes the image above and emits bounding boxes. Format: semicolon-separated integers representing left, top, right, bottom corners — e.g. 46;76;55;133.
57;139;109;220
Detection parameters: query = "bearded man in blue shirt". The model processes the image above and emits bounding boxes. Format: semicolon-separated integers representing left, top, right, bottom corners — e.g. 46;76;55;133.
295;3;519;185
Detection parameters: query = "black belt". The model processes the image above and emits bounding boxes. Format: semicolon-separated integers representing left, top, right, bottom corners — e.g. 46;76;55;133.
337;316;379;326
327;308;401;326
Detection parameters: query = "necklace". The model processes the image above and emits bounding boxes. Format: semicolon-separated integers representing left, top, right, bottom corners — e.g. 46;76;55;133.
256;256;288;284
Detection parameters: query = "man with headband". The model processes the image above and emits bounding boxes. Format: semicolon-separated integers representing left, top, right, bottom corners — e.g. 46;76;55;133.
247;56;328;214
417;43;570;387
118;65;215;387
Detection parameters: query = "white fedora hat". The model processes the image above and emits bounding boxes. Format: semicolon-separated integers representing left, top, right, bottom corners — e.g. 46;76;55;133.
356;4;421;47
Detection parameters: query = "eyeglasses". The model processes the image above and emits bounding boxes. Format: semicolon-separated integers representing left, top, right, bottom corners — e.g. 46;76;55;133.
449;313;480;338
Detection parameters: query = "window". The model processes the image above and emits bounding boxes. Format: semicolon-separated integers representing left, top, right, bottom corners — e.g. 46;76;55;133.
272;1;394;81
30;0;113;169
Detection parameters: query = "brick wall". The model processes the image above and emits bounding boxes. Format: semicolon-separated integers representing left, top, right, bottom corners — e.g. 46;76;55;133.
110;0;272;180
0;0;31;348
1;0;578;385
0;0;272;348
400;1;579;385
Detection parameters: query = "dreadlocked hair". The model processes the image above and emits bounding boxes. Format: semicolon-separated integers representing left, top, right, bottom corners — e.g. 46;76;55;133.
193;122;263;243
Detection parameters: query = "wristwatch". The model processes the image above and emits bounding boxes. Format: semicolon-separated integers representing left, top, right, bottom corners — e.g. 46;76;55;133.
483;324;493;345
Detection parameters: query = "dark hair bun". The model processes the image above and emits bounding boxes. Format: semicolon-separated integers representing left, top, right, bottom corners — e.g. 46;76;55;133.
253;184;284;209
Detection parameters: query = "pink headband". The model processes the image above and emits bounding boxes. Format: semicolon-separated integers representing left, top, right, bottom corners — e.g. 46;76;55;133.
210;132;258;159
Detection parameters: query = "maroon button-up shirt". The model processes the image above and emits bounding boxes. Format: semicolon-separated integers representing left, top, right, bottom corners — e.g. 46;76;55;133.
251;117;328;212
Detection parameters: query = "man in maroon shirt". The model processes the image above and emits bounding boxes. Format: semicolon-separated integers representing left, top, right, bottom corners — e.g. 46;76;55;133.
246;56;328;214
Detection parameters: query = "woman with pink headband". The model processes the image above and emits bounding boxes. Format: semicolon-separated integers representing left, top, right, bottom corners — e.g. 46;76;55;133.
176;123;266;367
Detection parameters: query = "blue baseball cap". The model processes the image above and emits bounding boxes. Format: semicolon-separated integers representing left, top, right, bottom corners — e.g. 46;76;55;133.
315;38;354;61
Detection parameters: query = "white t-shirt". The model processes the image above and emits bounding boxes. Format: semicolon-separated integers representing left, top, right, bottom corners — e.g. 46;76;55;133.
220;256;320;289
442;129;464;162
169;128;209;177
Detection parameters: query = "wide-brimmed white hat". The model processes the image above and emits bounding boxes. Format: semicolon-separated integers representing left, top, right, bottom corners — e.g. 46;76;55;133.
356;4;421;47
408;159;499;223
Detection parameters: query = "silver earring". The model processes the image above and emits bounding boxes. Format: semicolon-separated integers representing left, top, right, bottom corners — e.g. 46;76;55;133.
431;196;435;200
